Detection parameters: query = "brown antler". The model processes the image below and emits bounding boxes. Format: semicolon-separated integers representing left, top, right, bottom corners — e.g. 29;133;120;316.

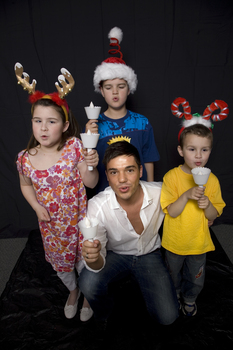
14;62;37;94
55;68;75;99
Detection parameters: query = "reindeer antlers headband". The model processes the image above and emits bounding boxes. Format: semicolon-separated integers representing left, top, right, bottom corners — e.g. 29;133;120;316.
14;63;75;122
171;97;229;141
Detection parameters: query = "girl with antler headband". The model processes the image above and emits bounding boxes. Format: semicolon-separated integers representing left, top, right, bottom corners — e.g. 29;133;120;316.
15;63;99;320
160;98;227;317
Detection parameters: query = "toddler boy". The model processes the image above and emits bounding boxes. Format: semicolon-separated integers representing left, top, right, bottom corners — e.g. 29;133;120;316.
161;108;226;316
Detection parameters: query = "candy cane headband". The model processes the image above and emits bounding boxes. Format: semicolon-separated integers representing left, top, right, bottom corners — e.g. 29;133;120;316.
171;97;229;140
14;63;75;122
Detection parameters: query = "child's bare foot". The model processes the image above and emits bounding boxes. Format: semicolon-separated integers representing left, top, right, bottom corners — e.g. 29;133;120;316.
82;297;90;308
67;287;79;305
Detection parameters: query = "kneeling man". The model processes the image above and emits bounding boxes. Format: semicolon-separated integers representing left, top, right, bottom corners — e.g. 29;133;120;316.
79;141;179;325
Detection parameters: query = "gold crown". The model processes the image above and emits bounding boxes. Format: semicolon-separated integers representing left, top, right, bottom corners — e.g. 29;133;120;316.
107;136;131;145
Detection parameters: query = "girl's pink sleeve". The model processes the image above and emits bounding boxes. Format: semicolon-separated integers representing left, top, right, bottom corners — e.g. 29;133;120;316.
74;138;85;163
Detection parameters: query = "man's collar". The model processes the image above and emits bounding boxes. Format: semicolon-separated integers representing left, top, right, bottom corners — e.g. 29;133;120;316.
140;181;153;209
109;188;120;209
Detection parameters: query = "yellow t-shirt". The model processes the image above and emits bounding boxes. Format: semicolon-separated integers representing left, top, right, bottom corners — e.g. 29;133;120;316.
161;166;226;255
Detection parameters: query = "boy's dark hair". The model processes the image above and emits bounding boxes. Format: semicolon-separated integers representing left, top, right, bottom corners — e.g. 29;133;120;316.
179;124;213;148
103;141;141;169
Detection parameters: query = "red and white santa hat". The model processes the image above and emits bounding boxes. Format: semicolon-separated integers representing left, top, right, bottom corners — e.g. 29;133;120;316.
171;97;229;141
93;27;138;94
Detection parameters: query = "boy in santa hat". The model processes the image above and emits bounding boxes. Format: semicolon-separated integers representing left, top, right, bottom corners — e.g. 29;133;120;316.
86;27;160;192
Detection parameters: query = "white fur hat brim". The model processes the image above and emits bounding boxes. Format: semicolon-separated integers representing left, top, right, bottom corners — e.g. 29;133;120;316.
93;62;138;94
182;116;212;129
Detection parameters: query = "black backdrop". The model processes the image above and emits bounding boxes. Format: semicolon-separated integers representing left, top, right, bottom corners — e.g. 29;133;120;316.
1;0;233;235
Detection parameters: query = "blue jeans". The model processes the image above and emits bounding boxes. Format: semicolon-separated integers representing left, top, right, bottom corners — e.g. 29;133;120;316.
165;250;206;303
79;249;179;325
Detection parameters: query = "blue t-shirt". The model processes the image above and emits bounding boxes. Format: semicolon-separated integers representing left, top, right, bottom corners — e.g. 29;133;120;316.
95;110;160;192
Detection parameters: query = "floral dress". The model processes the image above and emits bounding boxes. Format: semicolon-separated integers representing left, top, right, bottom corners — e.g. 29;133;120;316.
16;137;86;272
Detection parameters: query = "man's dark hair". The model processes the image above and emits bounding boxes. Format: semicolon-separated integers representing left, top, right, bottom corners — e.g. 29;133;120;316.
103;141;141;169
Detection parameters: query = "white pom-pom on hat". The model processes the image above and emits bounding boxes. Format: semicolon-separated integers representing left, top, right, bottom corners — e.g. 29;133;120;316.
108;27;123;43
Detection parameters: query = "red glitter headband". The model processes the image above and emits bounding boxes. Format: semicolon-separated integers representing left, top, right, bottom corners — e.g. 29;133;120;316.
29;92;69;122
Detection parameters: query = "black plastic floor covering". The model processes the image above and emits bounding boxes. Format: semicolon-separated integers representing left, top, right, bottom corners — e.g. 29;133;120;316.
0;229;233;350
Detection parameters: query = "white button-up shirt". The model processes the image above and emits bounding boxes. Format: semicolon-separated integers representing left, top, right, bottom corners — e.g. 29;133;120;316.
83;181;164;272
